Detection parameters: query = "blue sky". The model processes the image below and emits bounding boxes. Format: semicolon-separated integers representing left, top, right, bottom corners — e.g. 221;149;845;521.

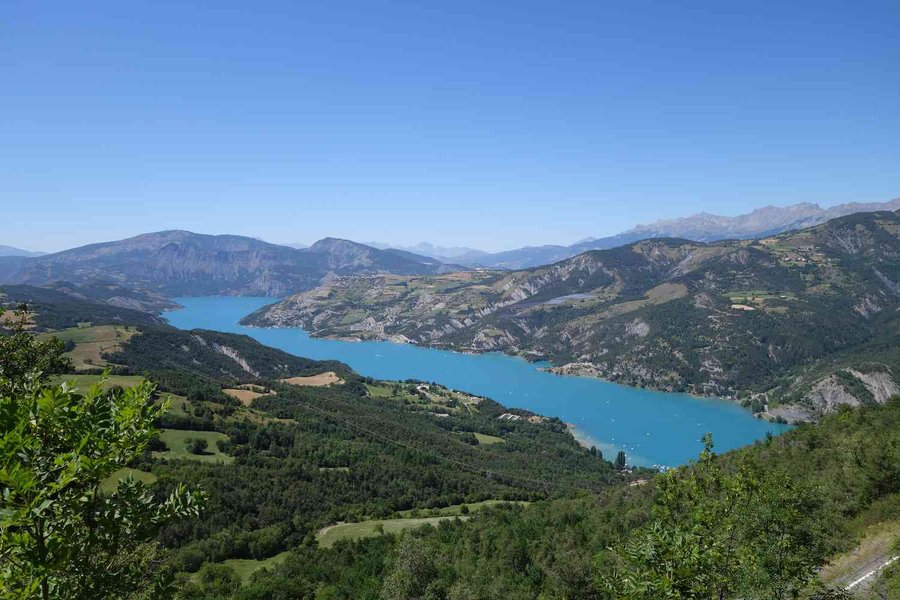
2;1;898;253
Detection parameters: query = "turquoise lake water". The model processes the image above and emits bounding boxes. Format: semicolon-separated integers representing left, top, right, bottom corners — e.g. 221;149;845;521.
163;296;789;467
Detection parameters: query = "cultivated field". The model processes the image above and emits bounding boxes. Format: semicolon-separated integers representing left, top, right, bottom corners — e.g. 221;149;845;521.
223;385;273;405
365;382;482;416
279;371;343;386
216;551;292;582
474;432;504;445
153;429;234;464
316;516;467;548
49;373;145;391
317;500;529;547
40;325;137;370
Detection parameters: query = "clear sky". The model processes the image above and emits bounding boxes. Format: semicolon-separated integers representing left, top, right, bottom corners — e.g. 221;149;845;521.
2;1;898;253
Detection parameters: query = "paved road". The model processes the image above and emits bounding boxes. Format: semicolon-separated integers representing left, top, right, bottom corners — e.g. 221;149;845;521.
843;554;898;592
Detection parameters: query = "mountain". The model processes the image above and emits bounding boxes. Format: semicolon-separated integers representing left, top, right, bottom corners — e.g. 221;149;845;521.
366;241;490;262
453;198;900;269
307;237;462;273
0;231;461;297
0;244;45;257
246;211;900;419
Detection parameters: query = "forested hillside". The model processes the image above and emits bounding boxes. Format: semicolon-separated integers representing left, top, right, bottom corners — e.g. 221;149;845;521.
167;389;900;598
14;302;625;594
248;211;900;419
0;284;167;329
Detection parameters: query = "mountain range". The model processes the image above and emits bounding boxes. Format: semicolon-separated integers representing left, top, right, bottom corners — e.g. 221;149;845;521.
0;231;463;296
246;210;900;419
365;241;490;262
0;244;45;258
435;198;900;269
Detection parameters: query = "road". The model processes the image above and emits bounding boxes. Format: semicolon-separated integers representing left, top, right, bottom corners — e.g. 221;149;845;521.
842;554;898;592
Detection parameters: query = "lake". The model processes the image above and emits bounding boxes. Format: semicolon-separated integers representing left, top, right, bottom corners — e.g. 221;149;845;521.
163;296;789;467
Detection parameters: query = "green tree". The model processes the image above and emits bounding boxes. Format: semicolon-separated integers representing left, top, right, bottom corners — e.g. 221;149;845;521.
0;306;69;397
597;435;828;600
614;451;627;470
177;563;241;599
0;315;205;599
381;536;441;600
186;438;209;455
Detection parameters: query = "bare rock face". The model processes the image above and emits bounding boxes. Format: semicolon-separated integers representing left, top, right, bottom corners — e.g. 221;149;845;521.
211;342;261;377
807;376;862;412
797;368;899;417
850;369;900;402
624;319;650;338
854;296;882;318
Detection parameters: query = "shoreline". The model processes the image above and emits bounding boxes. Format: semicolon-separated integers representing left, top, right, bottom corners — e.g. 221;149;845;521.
565;423;594;450
164;298;791;469
242;319;772;415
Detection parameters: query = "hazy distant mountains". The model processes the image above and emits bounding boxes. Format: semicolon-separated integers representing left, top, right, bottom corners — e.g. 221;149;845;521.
436;198;900;269
0;245;45;258
0;231;462;297
3;199;899;296
365;241;490;263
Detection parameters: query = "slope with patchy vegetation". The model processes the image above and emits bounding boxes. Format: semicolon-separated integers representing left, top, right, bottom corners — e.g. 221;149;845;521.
247;211;900;418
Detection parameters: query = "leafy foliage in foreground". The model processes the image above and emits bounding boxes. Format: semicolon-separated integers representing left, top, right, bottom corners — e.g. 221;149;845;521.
598;436;826;599
0;309;204;599
0;305;70;397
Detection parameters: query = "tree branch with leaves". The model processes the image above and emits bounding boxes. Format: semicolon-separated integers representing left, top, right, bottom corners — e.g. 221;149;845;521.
0;306;205;599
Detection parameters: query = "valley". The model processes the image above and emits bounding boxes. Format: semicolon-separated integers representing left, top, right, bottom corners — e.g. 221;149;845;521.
166;296;787;467
246;211;900;420
5;3;900;595
3;225;899;598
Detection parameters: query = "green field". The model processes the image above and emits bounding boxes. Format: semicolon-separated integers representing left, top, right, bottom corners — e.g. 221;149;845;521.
397;499;528;518
163;394;191;417
100;467;157;495
474;432;504;445
49;373;145;391
315;500;528;548
153;429;234;464
218;551;292;582
316;516;469;549
40;325;137;370
726;290;797;303
365;383;394;398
